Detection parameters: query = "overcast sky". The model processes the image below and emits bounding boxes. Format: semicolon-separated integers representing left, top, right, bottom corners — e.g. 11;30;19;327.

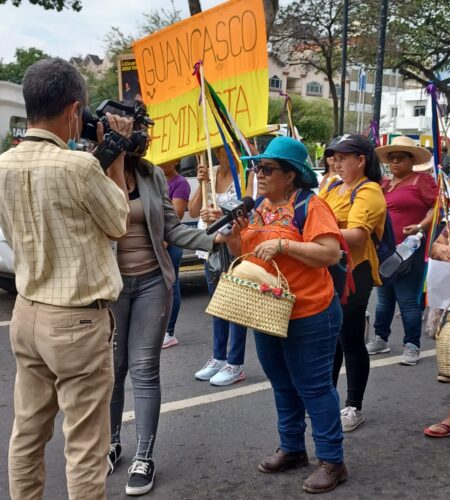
0;0;227;62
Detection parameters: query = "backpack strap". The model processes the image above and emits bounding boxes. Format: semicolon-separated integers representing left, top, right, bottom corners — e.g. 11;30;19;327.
350;178;371;204
327;179;343;192
254;195;265;209
292;189;315;234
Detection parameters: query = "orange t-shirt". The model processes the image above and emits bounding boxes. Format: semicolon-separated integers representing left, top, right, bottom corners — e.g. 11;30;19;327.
240;193;341;319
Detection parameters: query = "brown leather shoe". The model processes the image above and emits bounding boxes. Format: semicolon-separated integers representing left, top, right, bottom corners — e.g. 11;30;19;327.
303;460;347;493
258;448;309;473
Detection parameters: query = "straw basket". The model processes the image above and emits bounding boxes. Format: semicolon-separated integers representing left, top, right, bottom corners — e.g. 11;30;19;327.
436;304;450;378
206;254;296;338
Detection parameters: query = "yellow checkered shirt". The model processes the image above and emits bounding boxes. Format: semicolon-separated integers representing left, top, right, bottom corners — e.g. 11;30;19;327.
0;128;129;306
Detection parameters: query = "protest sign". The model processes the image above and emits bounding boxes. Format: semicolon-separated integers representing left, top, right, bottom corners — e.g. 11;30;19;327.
133;0;268;164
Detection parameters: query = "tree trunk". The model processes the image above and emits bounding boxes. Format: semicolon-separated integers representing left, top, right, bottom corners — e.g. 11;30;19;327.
329;78;339;136
263;0;279;39
188;0;202;16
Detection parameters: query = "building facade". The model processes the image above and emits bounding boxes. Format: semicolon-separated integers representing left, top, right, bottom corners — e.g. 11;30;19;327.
0;81;26;150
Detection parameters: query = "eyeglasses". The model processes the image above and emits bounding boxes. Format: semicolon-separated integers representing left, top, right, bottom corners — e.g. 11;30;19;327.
387;153;412;162
255;164;283;176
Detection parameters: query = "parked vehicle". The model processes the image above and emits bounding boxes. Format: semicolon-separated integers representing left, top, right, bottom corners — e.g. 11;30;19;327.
0;227;15;293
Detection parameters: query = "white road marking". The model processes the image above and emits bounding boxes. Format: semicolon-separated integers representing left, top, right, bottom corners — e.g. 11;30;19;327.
122;348;436;423
0;320;11;327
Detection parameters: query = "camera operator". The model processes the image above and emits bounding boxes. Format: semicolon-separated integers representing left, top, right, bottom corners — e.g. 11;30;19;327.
0;58;131;500
107;110;226;496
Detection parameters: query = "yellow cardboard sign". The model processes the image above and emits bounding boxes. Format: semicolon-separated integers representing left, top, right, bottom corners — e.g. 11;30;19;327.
133;0;268;164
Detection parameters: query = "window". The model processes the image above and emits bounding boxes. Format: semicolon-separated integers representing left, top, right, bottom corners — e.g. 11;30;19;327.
391;107;398;118
330;84;341;98
269;75;282;90
413;105;426;117
306;81;323;96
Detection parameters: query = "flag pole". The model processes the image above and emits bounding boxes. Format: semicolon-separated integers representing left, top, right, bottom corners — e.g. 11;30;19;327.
199;62;217;209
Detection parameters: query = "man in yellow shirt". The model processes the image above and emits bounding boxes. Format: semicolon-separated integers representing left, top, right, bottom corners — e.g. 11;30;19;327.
0;58;130;500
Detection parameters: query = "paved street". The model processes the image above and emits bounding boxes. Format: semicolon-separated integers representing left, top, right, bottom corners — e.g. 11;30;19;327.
0;278;449;500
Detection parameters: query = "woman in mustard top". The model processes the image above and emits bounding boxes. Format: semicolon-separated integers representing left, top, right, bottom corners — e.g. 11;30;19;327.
319;134;386;433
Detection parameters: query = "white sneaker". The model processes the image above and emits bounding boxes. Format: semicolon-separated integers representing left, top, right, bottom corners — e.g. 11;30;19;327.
340;406;364;432
399;343;420;366
195;358;226;381
366;335;390;355
162;333;178;349
209;363;246;386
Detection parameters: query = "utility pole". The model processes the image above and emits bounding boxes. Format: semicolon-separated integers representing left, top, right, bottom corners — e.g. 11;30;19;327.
372;0;389;127
339;0;349;135
188;0;202;16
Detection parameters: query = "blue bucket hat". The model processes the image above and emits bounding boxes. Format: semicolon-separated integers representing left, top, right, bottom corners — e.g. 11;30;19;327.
241;136;318;188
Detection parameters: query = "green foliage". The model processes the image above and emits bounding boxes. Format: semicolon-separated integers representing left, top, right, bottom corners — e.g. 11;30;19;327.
269;95;333;144
1;132;14;153
0;0;82;10
271;0;358;134
355;0;450;99
85;1;183;109
0;47;50;84
139;2;182;37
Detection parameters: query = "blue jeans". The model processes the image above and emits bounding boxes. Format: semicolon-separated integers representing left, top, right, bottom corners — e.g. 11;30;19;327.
204;263;247;365
167;245;183;336
374;246;425;348
110;270;171;459
254;295;344;463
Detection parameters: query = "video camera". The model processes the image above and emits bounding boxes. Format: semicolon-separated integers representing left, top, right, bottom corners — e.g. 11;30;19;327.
81;100;154;170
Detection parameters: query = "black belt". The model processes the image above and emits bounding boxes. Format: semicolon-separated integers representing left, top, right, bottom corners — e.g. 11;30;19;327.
84;300;110;309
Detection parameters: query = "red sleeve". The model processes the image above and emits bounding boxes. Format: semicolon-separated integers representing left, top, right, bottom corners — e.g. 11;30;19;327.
417;173;438;208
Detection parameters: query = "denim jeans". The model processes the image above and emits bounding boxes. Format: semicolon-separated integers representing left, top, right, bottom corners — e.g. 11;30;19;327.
204;263;247;365
167;245;183;336
374;245;425;348
254;295;344;463
110;270;171;459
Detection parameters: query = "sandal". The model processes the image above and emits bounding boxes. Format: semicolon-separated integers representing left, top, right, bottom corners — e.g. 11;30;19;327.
424;422;450;438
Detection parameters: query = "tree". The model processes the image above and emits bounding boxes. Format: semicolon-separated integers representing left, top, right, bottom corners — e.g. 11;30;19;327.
356;0;450;104
0;0;81;10
271;0;357;135
263;0;279;39
85;2;183;109
269;95;333;144
0;47;50;84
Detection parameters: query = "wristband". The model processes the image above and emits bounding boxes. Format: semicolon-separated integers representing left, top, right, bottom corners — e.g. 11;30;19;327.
417;223;422;231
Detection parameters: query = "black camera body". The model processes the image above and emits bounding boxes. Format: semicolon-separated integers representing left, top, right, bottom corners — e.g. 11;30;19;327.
81;100;154;170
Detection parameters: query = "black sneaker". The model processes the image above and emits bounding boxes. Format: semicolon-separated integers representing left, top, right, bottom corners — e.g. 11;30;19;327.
126;458;155;496
107;443;122;474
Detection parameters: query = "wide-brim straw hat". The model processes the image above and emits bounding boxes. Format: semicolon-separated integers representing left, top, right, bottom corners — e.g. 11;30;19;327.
413;160;434;172
376;136;432;165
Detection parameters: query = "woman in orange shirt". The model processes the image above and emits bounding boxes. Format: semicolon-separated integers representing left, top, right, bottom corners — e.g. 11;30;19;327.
227;137;347;494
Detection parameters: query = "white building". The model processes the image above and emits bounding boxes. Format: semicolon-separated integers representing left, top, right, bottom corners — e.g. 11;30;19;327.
0;81;26;149
379;88;436;137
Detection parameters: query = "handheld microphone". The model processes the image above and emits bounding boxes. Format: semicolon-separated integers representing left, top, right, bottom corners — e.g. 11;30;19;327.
205;196;255;235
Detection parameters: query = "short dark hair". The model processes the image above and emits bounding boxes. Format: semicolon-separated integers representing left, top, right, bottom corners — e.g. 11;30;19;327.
23;58;87;122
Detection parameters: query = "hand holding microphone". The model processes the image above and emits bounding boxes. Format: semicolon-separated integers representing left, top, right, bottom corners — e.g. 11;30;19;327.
205;197;255;235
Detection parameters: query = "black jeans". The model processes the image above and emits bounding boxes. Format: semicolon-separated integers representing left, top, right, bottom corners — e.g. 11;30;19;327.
332;260;373;410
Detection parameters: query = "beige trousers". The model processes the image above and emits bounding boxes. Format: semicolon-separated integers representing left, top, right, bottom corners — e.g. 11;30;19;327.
8;295;114;500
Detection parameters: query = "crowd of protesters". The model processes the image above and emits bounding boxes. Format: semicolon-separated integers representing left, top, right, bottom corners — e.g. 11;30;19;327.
0;58;449;499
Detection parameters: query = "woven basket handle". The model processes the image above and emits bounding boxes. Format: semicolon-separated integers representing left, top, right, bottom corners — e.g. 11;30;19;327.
436;300;450;339
228;253;291;293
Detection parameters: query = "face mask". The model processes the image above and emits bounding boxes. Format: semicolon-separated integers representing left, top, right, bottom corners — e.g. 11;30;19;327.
67;112;80;150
